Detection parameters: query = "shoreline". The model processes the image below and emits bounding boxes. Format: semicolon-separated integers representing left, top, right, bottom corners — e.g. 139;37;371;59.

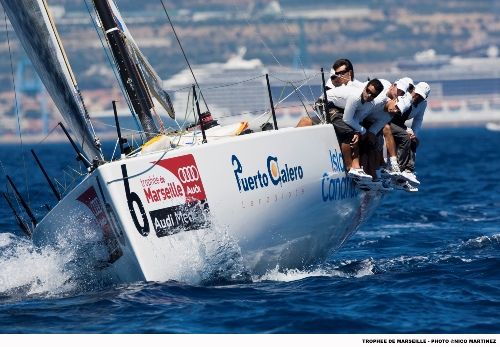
0;132;120;145
0;121;496;145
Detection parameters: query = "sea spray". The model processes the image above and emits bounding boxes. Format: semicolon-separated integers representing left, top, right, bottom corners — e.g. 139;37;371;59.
0;233;75;298
197;224;252;285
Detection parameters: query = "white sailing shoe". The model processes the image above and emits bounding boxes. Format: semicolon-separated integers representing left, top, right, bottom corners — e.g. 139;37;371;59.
388;159;401;173
401;170;420;186
393;179;419;192
348;168;373;181
381;162;403;179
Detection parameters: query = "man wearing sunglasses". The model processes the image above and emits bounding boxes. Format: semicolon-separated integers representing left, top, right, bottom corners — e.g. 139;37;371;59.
296;58;363;127
325;79;385;182
359;78;410;178
325;58;357;90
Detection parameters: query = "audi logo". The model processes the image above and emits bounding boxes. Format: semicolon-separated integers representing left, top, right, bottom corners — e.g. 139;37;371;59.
178;165;200;183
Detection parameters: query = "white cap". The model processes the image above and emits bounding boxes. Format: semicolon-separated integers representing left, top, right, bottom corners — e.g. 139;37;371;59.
396;95;412;114
394;78;410;93
414;82;431;99
400;77;414;88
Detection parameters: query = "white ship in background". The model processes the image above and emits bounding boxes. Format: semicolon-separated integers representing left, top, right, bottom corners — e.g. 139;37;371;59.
1;43;497;140
161;46;500;130
390;46;500;127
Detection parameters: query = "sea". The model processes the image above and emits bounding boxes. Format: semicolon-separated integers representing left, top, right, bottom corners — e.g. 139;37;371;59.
0;126;499;336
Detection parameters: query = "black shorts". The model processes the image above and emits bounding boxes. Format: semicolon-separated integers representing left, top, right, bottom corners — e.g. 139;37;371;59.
310;105;344;125
331;113;357;144
361;119;384;151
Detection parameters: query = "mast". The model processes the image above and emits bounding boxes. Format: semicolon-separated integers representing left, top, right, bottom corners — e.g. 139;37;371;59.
92;0;159;141
107;1;175;119
0;0;103;161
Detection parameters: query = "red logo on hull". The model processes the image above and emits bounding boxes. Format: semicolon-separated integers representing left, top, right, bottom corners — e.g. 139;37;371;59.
155;154;207;202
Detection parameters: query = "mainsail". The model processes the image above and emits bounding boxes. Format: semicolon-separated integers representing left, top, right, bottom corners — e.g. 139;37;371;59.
1;0;102;161
108;0;175;119
91;0;159;140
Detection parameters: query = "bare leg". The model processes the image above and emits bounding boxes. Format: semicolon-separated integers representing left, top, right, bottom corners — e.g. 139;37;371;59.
296;117;313;128
351;142;360;170
383;124;397;157
341;142;362;171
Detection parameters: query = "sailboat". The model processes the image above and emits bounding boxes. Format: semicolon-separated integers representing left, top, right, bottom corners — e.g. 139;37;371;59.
1;0;383;283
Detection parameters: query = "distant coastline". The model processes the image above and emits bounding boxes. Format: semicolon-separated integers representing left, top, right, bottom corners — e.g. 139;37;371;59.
0;120;494;145
0;132;119;145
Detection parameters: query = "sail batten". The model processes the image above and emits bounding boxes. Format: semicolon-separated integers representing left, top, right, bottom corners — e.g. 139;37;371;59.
1;0;102;160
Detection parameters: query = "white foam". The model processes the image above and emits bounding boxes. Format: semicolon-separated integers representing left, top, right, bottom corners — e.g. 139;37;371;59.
0;233;76;297
255;258;376;282
255;266;338;282
460;234;500;250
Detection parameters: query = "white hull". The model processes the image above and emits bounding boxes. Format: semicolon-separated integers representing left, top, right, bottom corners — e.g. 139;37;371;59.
486;122;500;132
32;125;382;283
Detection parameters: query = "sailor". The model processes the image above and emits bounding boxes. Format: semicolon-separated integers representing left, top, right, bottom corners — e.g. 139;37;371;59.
382;77;414;172
383;82;431;186
296;58;364;127
365;78;410;175
367;78;409;136
357;78;410;179
325;79;384;181
325;58;364;90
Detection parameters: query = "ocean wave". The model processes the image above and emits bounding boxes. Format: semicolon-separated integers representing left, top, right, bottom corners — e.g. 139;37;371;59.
458;234;500;250
0;233;76;299
255;258;377;282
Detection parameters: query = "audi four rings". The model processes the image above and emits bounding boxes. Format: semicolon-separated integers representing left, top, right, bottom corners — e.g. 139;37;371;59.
177;166;200;183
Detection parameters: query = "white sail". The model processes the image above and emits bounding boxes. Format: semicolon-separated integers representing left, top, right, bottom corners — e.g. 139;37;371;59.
108;0;175;119
0;0;102;160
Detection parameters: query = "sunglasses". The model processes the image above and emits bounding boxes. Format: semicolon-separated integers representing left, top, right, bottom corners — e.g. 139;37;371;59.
364;88;378;97
331;69;350;79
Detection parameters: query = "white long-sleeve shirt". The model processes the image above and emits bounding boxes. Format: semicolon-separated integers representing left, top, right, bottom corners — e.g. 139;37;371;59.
364;79;392;135
325;81;362;108
325;75;365;90
325;81;374;135
392;94;427;137
407;99;427;137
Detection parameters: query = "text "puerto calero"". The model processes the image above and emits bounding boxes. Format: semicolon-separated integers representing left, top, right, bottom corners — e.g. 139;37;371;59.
232;154;304;192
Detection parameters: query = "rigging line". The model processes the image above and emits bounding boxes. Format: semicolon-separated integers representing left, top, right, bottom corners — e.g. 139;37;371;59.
111;138;119;160
159;0;210;112
36;123;62;145
202;74;267;91
275;9;316;101
83;0;143;138
170;72;318;124
286;80;311;119
268;70;321;85
171;84;193;93
4;12;30;206
268;71;319;102
232;3;282;67
267;77;312;110
268;72;320;117
175;88;194;131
